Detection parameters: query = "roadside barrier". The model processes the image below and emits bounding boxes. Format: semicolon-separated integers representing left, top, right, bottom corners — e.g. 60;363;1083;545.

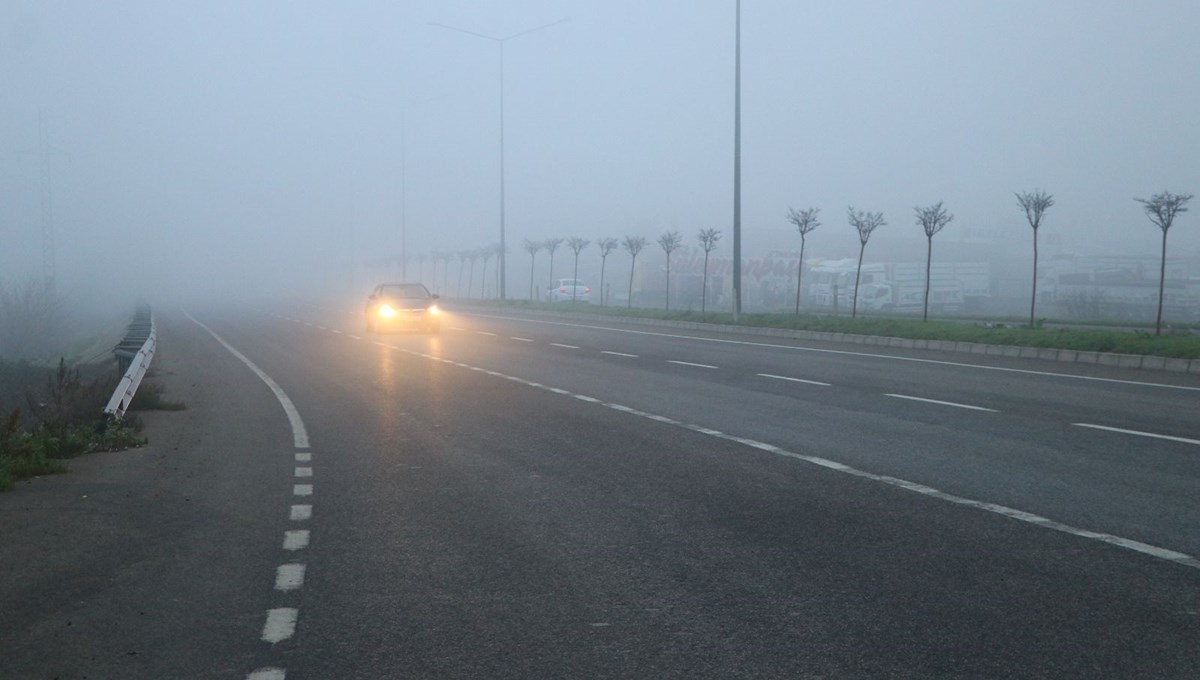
104;304;156;419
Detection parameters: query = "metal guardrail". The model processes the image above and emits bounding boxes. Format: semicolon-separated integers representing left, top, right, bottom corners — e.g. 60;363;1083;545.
104;304;156;419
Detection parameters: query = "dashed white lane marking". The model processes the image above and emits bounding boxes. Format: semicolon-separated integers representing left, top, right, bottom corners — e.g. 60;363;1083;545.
551;343;580;349
466;313;1200;393
477;331;497;336
348;334;362;340
316;325;327;330
295;453;311;462
275;564;306;591
367;341;1200;572
294;467;313;477
758;373;831;386
283;530;310;551
331;329;343;335
885;393;999;412
667;360;718;369
183;312;310;448
1073;423;1200;446
247;668;285;680
293;484;313;496
261;608;298;643
449;326;466;331
601;350;639;358
511;336;534;342
290;505;312;521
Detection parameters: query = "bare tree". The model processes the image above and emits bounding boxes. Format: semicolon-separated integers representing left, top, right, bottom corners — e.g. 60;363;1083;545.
697;228;722;314
456;250;469;298
543;237;564;290
566;236;591;304
416;252;428;283
1135;191;1193;335
596;237;618;306
440;251;454;296
786;207;820;315
622;235;647;309
657;230;683;311
523;238;541;301
847;207;885;319
479;246;494;299
914;201;954;321
1016;189;1054;328
466;249;481;299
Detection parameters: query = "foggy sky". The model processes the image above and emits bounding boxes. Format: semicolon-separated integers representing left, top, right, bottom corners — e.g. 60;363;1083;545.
2;0;1198;303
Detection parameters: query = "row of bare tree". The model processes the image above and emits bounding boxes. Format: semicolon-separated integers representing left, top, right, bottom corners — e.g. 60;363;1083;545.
783;190;1191;333
409;190;1191;333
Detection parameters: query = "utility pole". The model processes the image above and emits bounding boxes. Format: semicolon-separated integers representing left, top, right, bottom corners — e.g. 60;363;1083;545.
431;18;567;301
732;0;742;319
38;108;57;297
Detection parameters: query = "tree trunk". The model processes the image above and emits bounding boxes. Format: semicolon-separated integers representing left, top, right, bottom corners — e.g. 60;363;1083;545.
665;255;671;311
1030;229;1039;328
529;255;535;301
628;256;636;308
795;236;806;315
702;252;710;314
923;235;933;322
1156;228;1168;335
572;255;580;304
852;242;865;318
599;258;607;307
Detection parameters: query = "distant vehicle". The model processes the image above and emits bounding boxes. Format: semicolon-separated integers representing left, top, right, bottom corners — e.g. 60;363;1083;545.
547;279;591;303
365;282;441;333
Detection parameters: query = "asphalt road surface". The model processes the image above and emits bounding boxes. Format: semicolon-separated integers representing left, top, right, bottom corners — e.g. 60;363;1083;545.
3;301;1198;679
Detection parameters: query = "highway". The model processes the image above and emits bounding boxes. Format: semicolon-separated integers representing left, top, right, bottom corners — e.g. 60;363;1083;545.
3;301;1198;679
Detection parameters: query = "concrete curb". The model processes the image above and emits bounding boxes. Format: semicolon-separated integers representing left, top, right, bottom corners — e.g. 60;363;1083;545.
458;305;1198;375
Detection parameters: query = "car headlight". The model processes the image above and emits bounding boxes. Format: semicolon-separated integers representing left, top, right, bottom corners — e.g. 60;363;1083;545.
378;304;396;318
427;304;440;315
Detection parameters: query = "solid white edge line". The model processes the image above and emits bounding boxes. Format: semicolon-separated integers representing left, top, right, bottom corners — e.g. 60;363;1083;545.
885;393;998;412
372;340;1200;571
462;312;1200;393
667;360;718;369
183;311;310;448
261;608;298;643
1073;423;1200;446
757;373;830;386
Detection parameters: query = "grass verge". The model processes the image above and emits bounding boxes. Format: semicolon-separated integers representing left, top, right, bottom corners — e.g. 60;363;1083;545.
457;300;1200;360
0;359;149;491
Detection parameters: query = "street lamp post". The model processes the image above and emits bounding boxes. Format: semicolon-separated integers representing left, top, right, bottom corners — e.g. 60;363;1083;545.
732;0;742;319
431;18;567;301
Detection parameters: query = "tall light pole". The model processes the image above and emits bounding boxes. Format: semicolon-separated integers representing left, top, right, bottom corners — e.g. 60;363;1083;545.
431;18;567;301
732;0;742;319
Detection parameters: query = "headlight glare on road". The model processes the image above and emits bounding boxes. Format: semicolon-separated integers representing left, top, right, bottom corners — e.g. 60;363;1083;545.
428;304;440;315
379;304;396;318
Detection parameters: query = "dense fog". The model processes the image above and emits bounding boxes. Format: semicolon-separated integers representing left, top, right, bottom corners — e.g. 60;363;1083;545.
2;1;1198;315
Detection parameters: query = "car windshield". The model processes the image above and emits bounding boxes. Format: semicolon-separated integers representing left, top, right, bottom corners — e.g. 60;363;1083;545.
379;284;430;299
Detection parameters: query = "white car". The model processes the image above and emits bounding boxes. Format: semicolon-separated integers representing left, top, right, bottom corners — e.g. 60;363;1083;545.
547;279;591;303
